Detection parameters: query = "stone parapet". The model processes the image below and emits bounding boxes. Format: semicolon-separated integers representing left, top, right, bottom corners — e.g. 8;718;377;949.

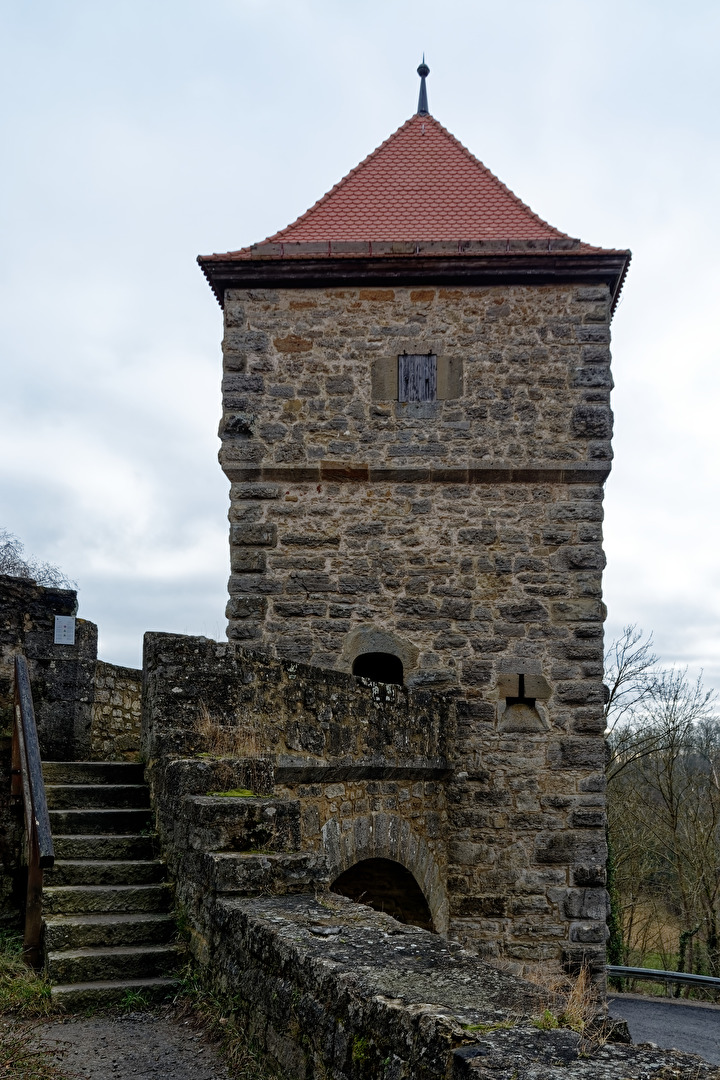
181;893;711;1080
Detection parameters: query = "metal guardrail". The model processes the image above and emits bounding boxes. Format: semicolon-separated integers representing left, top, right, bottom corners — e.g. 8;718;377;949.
11;654;54;968
607;965;720;990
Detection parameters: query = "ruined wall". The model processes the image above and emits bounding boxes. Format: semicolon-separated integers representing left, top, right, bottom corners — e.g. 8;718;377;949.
143;633;608;973
0;577;142;916
90;660;142;761
0;575;97;761
0;575;95;916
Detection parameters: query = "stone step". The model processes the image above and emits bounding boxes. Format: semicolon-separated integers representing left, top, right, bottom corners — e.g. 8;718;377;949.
184;794;302;853
45;860;166;888
43;883;173;915
50;976;178;1010
46;944;180;984
46;785;150;810
43;762;145;786
200;850;327;894
44;912;176;951
49;809;152;835
52;834;156;861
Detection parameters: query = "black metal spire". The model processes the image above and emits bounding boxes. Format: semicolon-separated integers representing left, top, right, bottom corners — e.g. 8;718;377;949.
417;56;429;116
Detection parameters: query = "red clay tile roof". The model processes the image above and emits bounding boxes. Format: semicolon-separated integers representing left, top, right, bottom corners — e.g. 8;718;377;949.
262;114;573;245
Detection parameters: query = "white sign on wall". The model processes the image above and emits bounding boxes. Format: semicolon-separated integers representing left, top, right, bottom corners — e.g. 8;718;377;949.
54;616;76;645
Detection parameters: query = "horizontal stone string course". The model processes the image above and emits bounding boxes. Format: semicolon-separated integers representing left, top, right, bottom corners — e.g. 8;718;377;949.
224;465;612;484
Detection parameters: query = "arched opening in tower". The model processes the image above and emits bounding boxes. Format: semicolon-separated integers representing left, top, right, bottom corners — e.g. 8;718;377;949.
352;652;404;685
330;857;434;931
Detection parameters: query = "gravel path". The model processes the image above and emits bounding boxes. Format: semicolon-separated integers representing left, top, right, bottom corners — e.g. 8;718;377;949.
29;1009;232;1080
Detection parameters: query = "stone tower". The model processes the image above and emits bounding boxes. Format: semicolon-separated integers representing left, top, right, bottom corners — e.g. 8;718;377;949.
198;67;630;969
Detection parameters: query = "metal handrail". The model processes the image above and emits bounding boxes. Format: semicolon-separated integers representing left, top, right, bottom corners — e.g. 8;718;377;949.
607;965;720;990
11;655;54;968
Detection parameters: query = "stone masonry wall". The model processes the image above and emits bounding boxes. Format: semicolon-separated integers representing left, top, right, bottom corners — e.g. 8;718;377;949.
0;575;97;917
143;633;608;974
215;281;612;972
221;282;611;678
90;661;142;761
0;576;142;917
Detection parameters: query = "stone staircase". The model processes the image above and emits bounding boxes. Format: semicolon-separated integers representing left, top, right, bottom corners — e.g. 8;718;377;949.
42;761;180;1009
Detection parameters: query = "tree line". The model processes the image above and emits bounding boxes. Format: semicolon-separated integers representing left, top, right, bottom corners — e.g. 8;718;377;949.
605;627;720;978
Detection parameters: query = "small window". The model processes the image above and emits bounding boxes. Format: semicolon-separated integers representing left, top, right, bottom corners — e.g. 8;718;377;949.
352;652;404;685
398;353;437;402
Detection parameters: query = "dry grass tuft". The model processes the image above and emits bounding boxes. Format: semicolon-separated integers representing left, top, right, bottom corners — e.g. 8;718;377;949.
0;932;56;1019
195;703;261;759
0;1022;73;1080
515;962;616;1045
174;963;281;1080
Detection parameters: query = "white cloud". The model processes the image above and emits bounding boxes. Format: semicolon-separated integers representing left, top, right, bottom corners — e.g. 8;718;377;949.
1;0;718;684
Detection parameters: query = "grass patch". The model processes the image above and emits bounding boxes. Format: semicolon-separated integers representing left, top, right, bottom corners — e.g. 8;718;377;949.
0;1022;73;1080
531;1009;560;1031
119;989;149;1011
462;1019;516;1033
0;931;55;1018
207;789;256;798
174;962;282;1080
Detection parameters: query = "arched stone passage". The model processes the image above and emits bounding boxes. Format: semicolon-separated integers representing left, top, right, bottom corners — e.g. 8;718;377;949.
321;812;448;934
352;652;404;685
331;857;434;930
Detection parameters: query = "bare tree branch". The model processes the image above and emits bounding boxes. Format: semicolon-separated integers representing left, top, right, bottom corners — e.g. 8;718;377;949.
0;529;76;589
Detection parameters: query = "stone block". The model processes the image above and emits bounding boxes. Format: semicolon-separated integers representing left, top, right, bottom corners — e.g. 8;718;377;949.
231;524;277;547
533;832;606;866
226;596;268;620
450;895;507;917
437;356;463;399
569;921;608;944
563;888;608;921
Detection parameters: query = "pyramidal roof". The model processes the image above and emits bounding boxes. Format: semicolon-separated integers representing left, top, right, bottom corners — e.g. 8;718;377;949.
199;82;630;309
262;113;577;246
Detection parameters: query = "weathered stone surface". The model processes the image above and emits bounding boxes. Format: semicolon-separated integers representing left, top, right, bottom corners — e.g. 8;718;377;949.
143;634;609;974
0;576;144;915
90;661;141;761
174;893;714;1080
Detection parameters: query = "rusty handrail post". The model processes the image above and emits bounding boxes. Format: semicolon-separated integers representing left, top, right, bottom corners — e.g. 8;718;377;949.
12;655;54;968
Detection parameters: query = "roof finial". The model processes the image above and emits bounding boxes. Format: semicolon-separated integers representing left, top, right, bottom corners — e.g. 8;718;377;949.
417;56;430;116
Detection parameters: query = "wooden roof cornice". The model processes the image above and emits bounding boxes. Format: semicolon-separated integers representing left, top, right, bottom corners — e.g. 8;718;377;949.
198;240;631;314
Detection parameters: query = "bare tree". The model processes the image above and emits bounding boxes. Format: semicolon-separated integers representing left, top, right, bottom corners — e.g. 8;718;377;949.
605;629;720;980
0;529;76;589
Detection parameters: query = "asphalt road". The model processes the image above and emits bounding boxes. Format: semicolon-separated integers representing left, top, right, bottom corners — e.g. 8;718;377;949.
609;994;720;1065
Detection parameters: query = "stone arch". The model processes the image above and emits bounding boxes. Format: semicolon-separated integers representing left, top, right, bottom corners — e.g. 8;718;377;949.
320;812;448;934
352;652;404;685
332;858;434;930
340;626;419;682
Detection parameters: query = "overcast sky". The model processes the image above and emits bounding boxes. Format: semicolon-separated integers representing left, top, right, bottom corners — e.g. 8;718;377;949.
1;0;719;686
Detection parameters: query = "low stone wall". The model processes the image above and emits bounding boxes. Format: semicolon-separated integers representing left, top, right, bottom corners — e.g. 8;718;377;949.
142;632;453;769
143;633;716;1077
90;661;142;761
182;892;715;1079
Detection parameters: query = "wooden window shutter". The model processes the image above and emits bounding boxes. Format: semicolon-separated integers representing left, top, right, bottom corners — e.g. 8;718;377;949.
398;354;437;402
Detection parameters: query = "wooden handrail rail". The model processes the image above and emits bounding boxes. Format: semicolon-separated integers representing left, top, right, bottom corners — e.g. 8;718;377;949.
12;655;54;968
